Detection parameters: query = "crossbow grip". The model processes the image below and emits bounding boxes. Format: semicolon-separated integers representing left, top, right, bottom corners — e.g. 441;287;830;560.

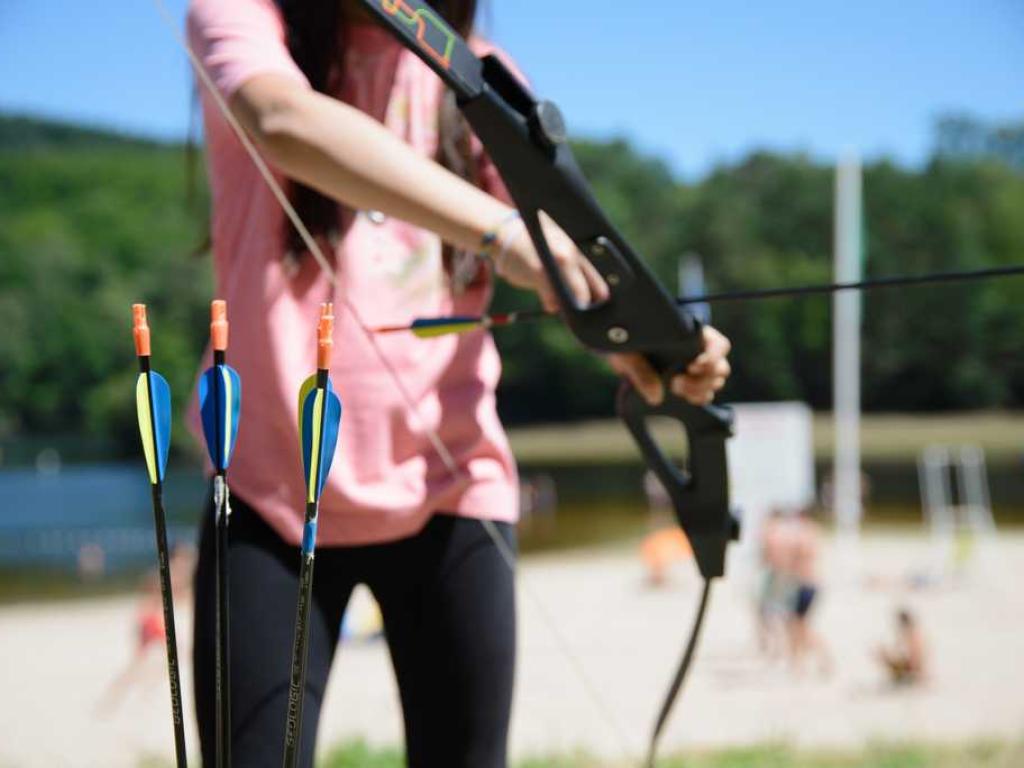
617;383;736;579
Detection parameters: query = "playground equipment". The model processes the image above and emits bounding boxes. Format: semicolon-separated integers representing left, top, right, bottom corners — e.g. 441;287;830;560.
918;444;996;579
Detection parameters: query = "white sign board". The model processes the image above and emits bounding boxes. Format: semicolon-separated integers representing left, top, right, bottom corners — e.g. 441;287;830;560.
727;402;816;546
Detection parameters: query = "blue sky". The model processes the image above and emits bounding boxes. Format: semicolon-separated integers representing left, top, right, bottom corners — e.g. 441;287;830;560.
0;0;1021;178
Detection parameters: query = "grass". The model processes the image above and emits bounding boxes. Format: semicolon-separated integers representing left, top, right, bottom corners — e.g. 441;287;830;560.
319;740;405;766
311;740;1024;768
507;411;1024;464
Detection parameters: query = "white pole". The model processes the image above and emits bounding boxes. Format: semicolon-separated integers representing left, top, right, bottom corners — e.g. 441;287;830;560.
833;154;863;541
678;253;711;324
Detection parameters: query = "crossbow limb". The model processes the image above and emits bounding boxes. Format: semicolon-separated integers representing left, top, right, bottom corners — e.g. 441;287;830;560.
360;0;739;760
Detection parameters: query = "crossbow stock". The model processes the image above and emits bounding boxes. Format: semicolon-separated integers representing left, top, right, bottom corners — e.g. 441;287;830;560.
360;0;739;761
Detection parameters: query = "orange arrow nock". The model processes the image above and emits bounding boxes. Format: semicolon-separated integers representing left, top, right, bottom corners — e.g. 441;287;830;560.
317;302;334;371
211;299;229;352
132;304;151;357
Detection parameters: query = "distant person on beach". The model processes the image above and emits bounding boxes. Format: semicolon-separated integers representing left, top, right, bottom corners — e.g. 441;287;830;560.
96;545;194;714
519;474;558;529
756;509;793;658
76;542;107;581
876;607;927;686
782;507;831;675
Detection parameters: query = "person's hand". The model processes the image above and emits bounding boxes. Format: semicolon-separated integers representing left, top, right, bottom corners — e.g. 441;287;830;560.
609;326;731;406
492;213;732;406
491;212;608;312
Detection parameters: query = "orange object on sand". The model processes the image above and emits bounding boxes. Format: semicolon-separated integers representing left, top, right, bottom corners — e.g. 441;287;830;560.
642;527;692;584
138;609;166;648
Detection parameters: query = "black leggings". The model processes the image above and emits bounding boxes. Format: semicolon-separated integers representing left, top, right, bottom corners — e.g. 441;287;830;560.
193;493;516;767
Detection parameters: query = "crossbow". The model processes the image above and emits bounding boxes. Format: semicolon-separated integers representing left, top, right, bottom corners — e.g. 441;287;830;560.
359;1;738;762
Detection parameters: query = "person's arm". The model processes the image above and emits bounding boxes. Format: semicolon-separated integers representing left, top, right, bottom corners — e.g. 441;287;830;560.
233;74;515;258
233;74;730;406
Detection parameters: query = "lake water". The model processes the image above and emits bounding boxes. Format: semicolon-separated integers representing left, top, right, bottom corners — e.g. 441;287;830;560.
2;459;1020;580
0;460;660;580
0;463;207;573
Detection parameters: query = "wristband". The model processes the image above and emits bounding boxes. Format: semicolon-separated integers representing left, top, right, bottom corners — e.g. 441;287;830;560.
480;211;522;255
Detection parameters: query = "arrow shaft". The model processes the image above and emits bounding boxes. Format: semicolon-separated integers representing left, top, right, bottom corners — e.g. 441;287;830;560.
282;534;316;768
213;472;231;768
137;352;188;768
213;350;226;468
284;369;332;768
207;339;233;768
150;481;189;768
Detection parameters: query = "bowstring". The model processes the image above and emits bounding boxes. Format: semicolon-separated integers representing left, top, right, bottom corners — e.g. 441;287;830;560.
152;0;635;757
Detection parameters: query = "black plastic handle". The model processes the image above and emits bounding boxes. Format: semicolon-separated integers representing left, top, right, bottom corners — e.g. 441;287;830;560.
617;382;736;579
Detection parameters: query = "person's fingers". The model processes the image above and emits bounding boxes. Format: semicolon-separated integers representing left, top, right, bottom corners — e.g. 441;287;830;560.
671;372;728;400
685;356;731;380
687;327;732;372
704;325;732;356
536;212;611;308
539;252;610;311
560;258;594;306
537;283;561;313
681;368;728;400
609;353;664;405
578;257;610;303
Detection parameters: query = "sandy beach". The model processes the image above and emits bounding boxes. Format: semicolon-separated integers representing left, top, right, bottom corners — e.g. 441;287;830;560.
1;531;1021;766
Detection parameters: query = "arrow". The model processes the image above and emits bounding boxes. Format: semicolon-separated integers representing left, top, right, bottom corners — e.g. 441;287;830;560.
371;264;1024;339
283;303;343;768
132;304;188;768
371;310;546;338
198;300;241;768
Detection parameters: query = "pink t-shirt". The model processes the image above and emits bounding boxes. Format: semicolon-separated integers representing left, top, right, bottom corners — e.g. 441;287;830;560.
186;0;518;546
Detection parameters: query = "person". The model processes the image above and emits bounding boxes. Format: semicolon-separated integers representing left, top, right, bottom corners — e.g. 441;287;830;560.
755;509;793;659
782;507;831;675
876;607;927;686
185;1;733;765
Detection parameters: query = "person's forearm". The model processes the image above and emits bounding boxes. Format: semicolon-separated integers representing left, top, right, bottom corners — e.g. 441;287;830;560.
233;77;512;251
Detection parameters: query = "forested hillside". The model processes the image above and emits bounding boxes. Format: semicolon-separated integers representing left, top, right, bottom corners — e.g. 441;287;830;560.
1;113;1022;459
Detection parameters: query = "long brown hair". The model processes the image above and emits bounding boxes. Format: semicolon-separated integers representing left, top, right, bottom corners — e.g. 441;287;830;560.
275;0;480;258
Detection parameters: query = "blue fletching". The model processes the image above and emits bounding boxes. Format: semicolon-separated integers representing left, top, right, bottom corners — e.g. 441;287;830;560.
224;365;241;463
300;378;343;502
318;385;342;490
150;371;172;483
199;364;242;470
